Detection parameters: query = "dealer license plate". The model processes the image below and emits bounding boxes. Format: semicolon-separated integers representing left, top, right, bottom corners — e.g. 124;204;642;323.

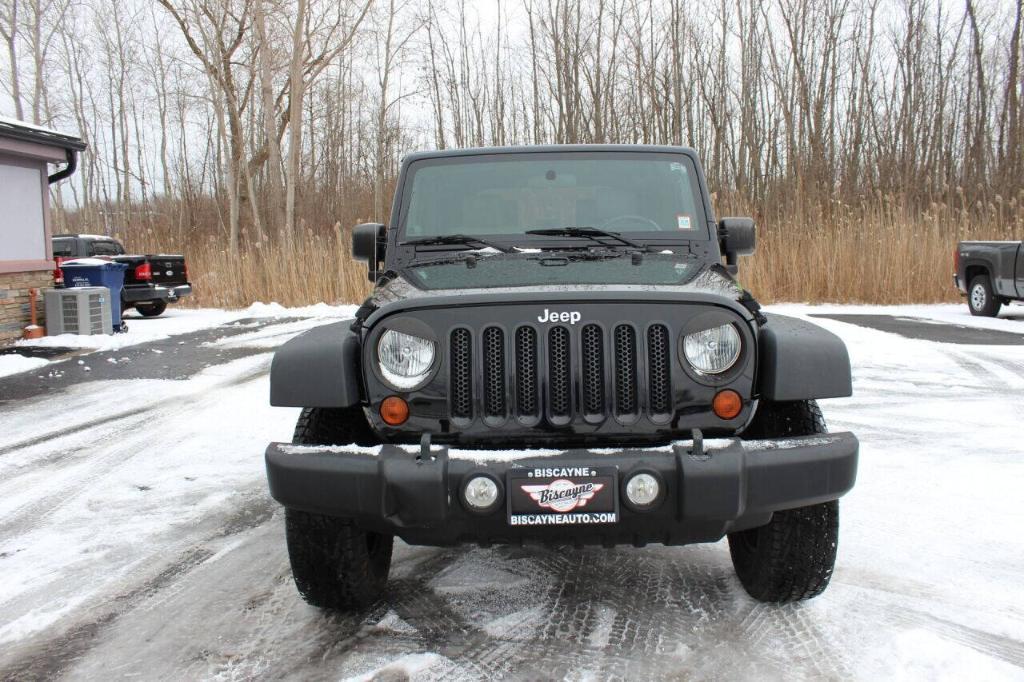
507;466;618;526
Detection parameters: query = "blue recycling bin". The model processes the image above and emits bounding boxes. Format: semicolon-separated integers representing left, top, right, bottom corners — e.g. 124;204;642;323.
61;259;129;332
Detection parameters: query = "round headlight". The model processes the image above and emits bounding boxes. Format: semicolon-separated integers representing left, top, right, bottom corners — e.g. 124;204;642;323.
377;329;436;389
683;324;741;375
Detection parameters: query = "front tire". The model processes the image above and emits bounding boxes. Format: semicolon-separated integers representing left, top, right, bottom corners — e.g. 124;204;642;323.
968;275;1001;317
728;400;840;603
285;407;392;610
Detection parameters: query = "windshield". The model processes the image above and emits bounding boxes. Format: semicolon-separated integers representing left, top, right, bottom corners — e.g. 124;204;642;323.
399;152;708;243
404;253;707;290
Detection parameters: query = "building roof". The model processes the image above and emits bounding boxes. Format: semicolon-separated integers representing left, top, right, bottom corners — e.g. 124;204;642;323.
0;115;86;152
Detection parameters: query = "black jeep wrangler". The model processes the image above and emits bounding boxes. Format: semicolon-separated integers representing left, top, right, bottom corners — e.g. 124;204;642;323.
265;146;858;608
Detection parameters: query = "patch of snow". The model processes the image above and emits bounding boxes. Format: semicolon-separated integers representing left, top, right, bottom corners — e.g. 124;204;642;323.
0;355;50;378
769;302;1024;336
482;605;547;640
374;610;418;636
60;258;115;267
585;605;617;648
864;628;1024;680
344;653;448;682
429;560;529;594
0;115;79;138
13;303;357;353
279;444;384;457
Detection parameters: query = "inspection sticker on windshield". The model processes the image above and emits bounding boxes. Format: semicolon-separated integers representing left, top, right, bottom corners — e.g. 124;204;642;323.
677;214;693;230
507;467;618;525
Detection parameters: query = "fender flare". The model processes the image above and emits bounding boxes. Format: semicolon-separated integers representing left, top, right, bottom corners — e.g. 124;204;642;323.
757;314;852;401
270;321;363;408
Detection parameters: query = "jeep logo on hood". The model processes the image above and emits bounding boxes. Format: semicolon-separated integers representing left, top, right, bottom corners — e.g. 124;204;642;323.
537;309;581;324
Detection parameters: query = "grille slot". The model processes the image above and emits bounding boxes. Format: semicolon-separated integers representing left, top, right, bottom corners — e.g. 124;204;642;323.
450;328;472;419
647;325;672;416
483;327;506;418
515;326;539;418
614;324;638;417
548;326;572;417
581;324;605;416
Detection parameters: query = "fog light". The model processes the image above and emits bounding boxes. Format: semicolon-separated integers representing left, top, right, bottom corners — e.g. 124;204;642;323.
626;473;660;507
463;475;499;511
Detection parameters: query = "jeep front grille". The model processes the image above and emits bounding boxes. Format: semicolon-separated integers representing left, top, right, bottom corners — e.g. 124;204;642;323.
448;322;673;424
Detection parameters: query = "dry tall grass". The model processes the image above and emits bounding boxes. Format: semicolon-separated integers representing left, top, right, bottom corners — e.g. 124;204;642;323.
118;193;1024;309
737;190;1024;304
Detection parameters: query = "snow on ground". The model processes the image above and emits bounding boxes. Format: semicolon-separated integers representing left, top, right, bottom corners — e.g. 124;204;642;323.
0;354;50;378
0;304;1022;680
13;301;355;352
772;301;1024;333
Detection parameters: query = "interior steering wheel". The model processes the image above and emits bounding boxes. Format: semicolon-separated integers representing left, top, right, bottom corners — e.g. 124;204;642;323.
598;215;662;231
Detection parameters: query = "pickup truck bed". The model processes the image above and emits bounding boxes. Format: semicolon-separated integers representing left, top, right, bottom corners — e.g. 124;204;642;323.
955;240;1024;316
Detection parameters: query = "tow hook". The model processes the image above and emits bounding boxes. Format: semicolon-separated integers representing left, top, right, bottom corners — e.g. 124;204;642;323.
674;428;708;461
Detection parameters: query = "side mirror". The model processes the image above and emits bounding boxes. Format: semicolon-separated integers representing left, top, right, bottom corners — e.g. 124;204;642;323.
718;217;756;273
352;222;386;281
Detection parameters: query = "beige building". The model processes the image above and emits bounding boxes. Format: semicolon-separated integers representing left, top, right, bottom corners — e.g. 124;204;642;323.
0;117;85;343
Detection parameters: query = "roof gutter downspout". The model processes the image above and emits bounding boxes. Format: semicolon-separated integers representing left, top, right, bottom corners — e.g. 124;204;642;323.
47;148;78;184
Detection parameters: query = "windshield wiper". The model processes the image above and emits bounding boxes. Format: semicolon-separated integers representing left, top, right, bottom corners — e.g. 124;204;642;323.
403;234;512;253
525;226;645;249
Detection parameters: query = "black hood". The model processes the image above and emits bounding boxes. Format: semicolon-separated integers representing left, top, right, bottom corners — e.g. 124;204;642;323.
371;253;744;304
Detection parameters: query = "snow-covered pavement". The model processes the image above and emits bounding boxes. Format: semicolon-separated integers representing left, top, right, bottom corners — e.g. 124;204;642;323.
1;304;1023;680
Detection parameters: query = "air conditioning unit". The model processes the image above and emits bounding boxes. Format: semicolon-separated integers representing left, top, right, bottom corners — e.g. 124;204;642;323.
44;286;112;336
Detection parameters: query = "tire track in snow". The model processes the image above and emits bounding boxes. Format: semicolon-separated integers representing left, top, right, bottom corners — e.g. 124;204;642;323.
0;364;271;541
886;609;1024;669
0;354;270;459
0;494;276;681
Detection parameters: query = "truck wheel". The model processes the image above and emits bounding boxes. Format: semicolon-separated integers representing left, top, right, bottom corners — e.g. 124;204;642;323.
968;275;1001;317
728;400;839;603
285;408;392;610
136;300;168;317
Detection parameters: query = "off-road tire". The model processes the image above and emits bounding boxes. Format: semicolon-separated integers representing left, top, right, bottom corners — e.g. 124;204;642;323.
135;300;168;317
285;407;392;610
968;274;1001;317
729;400;840;603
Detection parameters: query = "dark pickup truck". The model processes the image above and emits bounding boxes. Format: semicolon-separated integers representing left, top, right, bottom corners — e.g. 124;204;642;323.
52;234;192;317
954;241;1024;317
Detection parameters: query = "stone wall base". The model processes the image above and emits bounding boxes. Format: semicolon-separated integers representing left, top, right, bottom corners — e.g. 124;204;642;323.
0;270;53;344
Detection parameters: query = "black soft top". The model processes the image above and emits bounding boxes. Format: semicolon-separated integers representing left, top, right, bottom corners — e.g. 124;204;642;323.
402;144;700;163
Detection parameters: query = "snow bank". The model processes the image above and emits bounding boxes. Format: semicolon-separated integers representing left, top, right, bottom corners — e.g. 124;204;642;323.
12;302;357;353
0;355;50;379
769;302;1024;335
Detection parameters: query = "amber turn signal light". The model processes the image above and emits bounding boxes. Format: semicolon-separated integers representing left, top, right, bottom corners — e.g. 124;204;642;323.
712;389;743;420
380;396;410;425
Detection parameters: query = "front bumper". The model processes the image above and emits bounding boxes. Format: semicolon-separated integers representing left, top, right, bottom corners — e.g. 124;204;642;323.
264;432;858;547
122;283;193;303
